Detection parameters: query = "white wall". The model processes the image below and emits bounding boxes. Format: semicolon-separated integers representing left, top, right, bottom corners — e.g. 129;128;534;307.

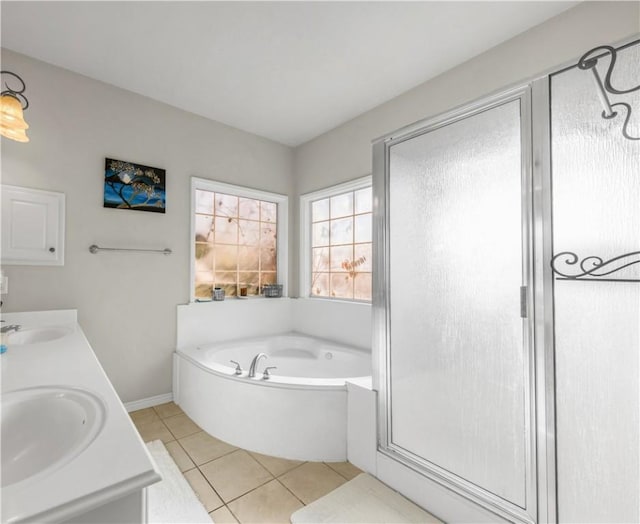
0;49;294;403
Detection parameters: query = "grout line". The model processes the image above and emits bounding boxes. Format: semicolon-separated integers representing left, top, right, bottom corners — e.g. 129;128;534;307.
183;467;224;514
196;464;226;506
173;438;198;471
275;477;307;507
195;449;276;506
163;416;201;440
323;461;356;481
275;460;307;479
219;475;278;506
225;503;241;523
193;446;242;468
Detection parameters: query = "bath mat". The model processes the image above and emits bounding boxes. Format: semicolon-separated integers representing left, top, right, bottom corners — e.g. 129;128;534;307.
290;473;442;523
146;440;212;523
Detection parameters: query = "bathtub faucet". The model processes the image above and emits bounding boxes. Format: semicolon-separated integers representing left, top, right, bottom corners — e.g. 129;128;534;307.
0;323;21;334
248;353;267;378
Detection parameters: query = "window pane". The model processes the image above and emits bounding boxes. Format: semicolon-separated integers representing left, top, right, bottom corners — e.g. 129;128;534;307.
312;198;330;222
260;224;277;248
261;201;277;223
238;246;259;270
354;272;372;300
330;245;353;272
238;220;260;246
195;243;214;272
239;198;260;220
260;248;277;271
354;243;372;272
261;272;277;286
215;245;237;271
355;187;372;214
195;283;213;299
195;270;214;284
195;215;214;242
239;272;260;287
330;273;352;299
330;217;353;245
215;271;236;283
312;247;329;272
195;190;214;214
216;193;238;217
215;216;238;244
355;214;372;243
330;192;353;218
311;273;329;297
312;221;330;247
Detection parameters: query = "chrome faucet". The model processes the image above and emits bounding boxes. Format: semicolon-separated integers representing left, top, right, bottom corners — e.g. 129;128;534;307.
0;323;20;334
248;353;267;378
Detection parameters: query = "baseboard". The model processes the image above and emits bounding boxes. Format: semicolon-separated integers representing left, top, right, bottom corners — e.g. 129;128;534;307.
124;392;174;412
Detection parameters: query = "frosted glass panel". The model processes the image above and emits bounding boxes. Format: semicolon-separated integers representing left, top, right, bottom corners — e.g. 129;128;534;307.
552;43;640;523
388;100;527;507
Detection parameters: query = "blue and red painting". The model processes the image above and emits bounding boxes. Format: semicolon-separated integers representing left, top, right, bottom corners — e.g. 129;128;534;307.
104;158;166;213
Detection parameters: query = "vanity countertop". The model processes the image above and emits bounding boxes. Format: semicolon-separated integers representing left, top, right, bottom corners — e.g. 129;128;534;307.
1;309;161;523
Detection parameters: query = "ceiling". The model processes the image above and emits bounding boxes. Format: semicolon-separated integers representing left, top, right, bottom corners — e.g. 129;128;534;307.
1;1;577;146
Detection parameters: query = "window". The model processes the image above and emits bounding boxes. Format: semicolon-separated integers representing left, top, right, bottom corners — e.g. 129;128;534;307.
300;176;372;301
191;177;288;300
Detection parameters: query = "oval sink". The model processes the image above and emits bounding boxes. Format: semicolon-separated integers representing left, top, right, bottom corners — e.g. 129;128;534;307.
1;386;106;488
7;326;72;345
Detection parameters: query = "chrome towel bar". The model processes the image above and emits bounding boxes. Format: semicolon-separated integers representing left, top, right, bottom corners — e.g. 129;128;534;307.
89;244;172;255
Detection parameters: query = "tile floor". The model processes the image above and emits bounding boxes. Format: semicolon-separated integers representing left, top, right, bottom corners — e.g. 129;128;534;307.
131;402;362;524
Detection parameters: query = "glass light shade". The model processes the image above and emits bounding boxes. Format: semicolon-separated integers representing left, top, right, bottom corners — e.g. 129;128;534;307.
0;95;29;142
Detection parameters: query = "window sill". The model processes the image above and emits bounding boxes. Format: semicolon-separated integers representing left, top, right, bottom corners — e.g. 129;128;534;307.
192;295;289;304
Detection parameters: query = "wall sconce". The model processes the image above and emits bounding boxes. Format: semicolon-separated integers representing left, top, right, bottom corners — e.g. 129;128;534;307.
0;71;30;143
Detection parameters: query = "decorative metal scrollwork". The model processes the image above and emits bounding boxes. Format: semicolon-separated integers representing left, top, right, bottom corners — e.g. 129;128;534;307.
551;251;640;282
0;71;29;110
578;43;639;141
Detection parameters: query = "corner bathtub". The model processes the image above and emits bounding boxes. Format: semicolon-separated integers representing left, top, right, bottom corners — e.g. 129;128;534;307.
173;332;371;461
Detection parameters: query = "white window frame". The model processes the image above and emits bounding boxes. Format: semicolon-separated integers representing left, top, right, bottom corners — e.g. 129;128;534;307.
190;176;288;302
299;175;372;301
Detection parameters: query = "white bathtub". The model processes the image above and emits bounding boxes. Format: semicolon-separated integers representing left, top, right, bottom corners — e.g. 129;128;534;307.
173;332;371;461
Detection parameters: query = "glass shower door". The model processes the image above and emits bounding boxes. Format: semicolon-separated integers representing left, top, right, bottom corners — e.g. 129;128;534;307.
551;41;640;523
379;88;536;522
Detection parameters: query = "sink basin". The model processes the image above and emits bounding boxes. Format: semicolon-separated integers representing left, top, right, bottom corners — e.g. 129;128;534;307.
1;386;106;488
7;326;72;345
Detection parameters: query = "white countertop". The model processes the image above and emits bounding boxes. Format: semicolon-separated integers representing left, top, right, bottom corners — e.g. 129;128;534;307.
1;310;161;523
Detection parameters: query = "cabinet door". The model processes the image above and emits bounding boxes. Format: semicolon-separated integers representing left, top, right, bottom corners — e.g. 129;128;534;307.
1;185;65;266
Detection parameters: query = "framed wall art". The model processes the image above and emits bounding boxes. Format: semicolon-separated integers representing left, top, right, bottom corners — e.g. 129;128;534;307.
104;158;166;213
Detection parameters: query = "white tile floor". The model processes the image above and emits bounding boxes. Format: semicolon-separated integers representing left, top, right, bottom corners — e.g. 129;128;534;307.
131;402;362;523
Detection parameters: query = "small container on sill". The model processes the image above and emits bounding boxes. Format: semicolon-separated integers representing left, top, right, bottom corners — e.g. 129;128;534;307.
262;284;283;298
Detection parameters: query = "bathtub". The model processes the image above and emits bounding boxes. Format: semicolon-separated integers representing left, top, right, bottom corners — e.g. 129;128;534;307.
173;332;371;461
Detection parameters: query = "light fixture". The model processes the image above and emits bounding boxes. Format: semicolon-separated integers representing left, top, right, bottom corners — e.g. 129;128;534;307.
0;71;30;143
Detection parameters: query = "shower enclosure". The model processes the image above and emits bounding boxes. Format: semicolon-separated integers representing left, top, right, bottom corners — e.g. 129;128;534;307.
373;39;638;523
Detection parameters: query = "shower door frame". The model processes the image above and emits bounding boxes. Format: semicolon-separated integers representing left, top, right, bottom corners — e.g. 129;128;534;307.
372;81;557;524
